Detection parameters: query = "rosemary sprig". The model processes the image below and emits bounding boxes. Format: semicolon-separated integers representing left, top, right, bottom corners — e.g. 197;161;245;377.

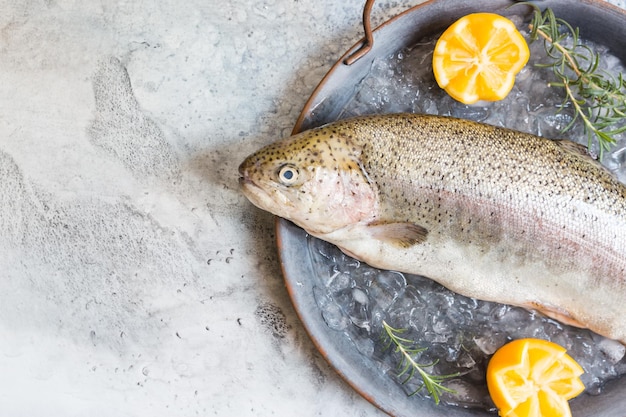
381;320;459;405
527;5;626;158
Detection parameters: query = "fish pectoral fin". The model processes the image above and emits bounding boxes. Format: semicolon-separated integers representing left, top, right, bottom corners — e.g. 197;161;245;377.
366;221;428;248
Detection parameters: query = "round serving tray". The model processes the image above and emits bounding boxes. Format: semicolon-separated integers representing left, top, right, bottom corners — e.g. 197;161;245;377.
277;1;626;416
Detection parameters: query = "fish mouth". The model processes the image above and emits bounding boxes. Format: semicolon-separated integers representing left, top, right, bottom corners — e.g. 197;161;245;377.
238;161;256;189
238;172;261;196
238;175;255;188
238;166;276;213
238;161;261;190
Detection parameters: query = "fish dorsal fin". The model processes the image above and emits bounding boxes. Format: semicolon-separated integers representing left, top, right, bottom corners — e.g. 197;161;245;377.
366;221;428;248
554;139;612;174
554;139;592;158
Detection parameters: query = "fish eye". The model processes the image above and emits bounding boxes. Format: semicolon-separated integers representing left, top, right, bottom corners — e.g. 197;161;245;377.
278;164;299;186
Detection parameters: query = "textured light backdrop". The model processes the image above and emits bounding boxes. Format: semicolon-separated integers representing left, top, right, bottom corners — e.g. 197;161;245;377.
0;1;623;416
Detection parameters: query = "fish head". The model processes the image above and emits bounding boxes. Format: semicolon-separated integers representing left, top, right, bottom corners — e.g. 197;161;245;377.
238;128;378;235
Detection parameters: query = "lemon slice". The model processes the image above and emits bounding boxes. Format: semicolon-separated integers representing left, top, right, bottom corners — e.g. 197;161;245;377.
487;338;585;417
433;13;530;104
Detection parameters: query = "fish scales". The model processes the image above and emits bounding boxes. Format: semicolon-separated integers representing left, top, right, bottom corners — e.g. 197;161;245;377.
348;115;626;260
239;113;626;344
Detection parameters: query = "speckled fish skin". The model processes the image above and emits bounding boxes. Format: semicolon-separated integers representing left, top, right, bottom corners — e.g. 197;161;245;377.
239;113;626;344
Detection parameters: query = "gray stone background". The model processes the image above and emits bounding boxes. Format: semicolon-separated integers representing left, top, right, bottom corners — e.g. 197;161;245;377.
0;0;623;416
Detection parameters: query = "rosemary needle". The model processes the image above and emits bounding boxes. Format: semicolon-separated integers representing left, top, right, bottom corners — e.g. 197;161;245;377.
381;320;459;405
526;5;626;158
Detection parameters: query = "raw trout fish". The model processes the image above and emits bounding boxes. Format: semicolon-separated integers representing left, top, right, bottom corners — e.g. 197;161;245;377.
239;113;626;344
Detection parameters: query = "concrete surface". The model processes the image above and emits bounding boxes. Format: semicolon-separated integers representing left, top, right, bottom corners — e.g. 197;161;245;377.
0;0;623;416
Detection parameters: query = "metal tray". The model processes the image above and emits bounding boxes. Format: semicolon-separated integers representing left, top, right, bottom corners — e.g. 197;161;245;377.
277;1;626;415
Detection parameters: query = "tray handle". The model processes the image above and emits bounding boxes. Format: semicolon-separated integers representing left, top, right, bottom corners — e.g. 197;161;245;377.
343;0;376;65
